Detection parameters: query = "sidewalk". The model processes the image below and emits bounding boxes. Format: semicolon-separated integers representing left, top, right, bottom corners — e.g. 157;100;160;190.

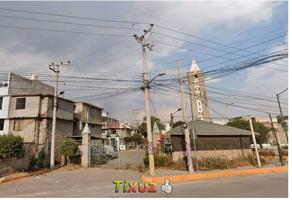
142;165;288;184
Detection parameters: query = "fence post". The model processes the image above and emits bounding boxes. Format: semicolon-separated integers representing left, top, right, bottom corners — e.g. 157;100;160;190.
81;123;91;168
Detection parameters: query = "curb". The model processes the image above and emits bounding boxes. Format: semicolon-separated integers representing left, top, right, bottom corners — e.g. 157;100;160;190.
142;166;288;185
0;168;50;184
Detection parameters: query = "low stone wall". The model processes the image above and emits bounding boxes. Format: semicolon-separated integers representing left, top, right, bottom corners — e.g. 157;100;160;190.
173;149;253;161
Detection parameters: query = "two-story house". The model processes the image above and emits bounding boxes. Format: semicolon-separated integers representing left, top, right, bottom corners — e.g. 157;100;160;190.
0;73;75;166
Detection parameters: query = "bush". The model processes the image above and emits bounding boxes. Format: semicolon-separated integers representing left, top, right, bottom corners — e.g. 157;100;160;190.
259;150;276;156
60;139;79;160
198;157;230;170
143;154;169;168
170;156;264;171
0;135;24;159
30;149;46;170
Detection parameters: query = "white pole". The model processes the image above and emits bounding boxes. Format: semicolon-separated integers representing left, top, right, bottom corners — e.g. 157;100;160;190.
142;46;155;176
177;60;194;173
50;65;59;169
249;117;261;168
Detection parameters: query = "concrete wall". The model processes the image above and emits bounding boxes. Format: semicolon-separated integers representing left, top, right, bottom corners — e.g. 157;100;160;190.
9;119;37;142
172;149;253;161
9;96;41;118
8;73;54;96
45;97;74;120
73;102;102;136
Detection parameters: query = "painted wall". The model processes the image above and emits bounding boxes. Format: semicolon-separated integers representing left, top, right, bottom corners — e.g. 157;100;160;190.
0;86;10;134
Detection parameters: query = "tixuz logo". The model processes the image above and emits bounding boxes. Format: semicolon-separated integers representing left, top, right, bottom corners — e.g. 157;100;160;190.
113;179;173;194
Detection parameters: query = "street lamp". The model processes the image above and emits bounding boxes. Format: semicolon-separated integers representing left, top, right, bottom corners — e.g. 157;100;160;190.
141;72;166;90
170;108;182;128
139;71;166;176
149;73;166;85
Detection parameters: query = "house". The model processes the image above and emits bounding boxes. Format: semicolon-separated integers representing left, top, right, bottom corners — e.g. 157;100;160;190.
168;120;255;161
73;102;103;137
0;73;75;167
106;121;132;146
101;112;136;148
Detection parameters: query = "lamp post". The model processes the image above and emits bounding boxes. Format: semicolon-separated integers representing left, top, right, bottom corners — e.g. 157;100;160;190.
140;71;166;176
170;108;182;128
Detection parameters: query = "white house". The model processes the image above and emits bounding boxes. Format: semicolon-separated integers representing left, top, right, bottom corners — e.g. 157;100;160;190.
0;79;10;135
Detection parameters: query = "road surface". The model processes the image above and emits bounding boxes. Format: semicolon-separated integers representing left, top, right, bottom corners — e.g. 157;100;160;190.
0;168;287;197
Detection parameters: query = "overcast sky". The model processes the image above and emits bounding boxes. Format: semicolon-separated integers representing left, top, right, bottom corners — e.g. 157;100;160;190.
0;1;288;124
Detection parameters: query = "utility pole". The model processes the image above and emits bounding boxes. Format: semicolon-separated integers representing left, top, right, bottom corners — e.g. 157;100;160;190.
177;60;194;173
268;113;284;166
191;130;199;172
49;61;70;169
248;117;261;168
134;24;156;176
276;88;288;142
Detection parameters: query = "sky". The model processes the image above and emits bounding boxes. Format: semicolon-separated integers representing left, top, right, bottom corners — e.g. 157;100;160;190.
0;1;288;124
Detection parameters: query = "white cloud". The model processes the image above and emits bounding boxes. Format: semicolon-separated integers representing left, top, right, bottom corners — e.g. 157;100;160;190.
0;1;286;122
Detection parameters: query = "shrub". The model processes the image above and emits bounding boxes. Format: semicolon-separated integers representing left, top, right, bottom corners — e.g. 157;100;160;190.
143;154;169;168
170;156;264;171
60;139;78;161
0;135;24;159
259;150;276;156
198;157;230;170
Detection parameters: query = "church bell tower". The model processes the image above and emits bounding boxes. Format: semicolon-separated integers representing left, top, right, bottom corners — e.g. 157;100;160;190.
187;59;210;121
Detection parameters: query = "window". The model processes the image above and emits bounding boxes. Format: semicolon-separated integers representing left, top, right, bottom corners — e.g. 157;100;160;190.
16;98;26;110
0;97;3;110
13;120;24;131
0;119;4;131
197;100;203;113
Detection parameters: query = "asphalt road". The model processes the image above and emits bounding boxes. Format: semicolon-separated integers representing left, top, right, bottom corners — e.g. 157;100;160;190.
0;168;288;198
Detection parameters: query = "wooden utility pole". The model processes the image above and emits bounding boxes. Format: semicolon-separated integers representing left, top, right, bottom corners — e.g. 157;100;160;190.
177;60;194;173
268;113;284;166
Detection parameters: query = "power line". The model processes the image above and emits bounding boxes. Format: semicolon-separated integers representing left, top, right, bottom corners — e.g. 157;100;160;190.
0;7;149;25
0;14;140;31
0;25;131;37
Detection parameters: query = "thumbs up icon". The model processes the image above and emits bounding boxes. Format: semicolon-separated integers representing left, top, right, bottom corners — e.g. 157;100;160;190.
161;179;172;194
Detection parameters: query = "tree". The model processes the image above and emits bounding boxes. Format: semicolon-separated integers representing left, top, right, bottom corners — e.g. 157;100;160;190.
60;139;79;164
226;119;271;144
138;116;166;137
